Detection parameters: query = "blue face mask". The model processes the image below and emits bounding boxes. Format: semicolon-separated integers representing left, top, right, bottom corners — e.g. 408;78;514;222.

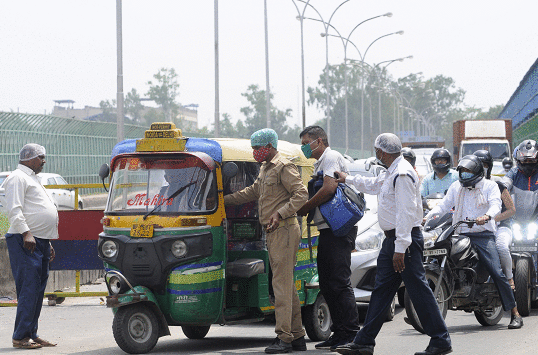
461;172;475;180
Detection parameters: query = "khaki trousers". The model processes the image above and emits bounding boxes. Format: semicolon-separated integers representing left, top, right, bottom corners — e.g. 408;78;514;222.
266;223;305;343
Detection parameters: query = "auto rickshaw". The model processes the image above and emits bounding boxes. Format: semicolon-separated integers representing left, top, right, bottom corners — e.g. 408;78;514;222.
97;122;330;354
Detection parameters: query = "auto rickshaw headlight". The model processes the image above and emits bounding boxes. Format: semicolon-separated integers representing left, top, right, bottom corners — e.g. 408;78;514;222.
171;240;188;258
109;275;122;295
102;240;118;258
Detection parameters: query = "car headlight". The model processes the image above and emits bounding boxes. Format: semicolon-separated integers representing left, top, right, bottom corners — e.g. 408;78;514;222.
355;229;383;251
171;240;188;258
108;275;122;295
513;223;523;241
101;240;118;258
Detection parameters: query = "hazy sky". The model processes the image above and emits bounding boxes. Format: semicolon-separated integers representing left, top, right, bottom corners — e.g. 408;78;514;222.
1;1;537;130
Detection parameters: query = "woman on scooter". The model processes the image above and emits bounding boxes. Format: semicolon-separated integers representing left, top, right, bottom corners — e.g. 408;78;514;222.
474;150;516;290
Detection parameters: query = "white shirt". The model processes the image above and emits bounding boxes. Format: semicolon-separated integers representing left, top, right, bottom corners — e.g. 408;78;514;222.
345;156;423;253
313;147;349;230
426;178;501;234
5;164;59;239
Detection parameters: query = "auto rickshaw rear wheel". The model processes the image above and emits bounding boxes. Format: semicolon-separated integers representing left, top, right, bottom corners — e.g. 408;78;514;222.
181;325;211;339
113;304;159;354
302;294;331;341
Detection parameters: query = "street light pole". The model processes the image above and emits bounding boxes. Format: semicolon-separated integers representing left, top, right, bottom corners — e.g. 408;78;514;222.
116;0;124;143
264;0;271;128
214;0;220;137
296;0;351;143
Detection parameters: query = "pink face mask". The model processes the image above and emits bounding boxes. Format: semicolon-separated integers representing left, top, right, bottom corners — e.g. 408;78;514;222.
253;146;271;162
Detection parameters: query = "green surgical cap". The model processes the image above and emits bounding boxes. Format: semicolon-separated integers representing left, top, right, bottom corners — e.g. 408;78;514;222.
250;128;278;148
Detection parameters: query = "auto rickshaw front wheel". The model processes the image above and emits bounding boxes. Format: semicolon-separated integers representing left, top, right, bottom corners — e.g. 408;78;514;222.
113;304;160;354
181;325;211;339
302;294;331;341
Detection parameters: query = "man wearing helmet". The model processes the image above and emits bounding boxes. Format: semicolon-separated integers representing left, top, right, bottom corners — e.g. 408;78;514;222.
420;148;458;197
502;157;514;174
425;155;523;329
503;140;538;192
474;150;516;290
401;147;417;171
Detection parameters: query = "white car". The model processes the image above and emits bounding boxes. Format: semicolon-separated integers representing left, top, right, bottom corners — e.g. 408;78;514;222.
347;160;401;321
0;172;80;212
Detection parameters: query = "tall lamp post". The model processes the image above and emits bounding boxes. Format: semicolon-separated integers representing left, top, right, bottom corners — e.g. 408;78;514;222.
264;0;271;128
324;26;400;153
116;0;124;142
295;0;352;141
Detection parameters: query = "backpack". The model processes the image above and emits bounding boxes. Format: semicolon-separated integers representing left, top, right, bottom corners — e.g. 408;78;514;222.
308;170;366;237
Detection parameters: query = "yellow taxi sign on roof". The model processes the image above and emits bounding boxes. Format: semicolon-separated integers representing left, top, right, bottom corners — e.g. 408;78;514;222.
136;122;186;152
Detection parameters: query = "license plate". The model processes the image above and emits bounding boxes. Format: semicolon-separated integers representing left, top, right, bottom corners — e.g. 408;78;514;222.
424;248;447;256
130;224;154;238
512;246;538;252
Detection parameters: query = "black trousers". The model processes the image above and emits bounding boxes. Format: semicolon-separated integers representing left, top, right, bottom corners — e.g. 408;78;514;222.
317;227;360;336
354;227;451;349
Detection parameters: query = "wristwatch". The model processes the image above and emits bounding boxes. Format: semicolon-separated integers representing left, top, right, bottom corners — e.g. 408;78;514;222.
485;214;492;221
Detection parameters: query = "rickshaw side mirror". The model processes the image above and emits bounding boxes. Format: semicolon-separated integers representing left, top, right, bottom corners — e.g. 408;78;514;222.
99;163;110;192
222;162;238;178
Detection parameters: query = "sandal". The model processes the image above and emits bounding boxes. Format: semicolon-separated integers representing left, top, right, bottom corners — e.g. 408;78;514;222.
12;338;42;349
509;278;516;291
32;337;57;347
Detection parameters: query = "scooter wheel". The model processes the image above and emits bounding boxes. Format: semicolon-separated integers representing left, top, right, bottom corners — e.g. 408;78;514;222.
113;304;159;354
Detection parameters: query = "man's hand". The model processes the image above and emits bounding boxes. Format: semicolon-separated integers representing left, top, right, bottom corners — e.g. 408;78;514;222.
22;232;36;253
266;212;281;233
296;206;309;216
50;244;55;263
476;215;490;225
393;252;405;273
334;171;348;184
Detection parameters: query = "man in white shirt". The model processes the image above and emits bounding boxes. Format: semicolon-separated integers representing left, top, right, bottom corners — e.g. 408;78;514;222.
296;126;360;351
425;154;523;330
335;134;452;355
4;144;58;349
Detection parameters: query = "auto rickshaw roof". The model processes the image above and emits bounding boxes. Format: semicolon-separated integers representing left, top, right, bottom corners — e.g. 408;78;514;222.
111;137;313;166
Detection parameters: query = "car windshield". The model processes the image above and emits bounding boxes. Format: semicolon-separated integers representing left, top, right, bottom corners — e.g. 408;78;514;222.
415;155;432;177
107;155;217;215
461;143;510;160
0;176;7;186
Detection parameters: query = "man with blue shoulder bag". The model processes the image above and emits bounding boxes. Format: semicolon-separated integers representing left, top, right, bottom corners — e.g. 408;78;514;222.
297;126;361;351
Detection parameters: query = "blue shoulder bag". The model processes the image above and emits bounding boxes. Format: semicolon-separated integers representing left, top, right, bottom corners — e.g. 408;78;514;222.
308;171;366;237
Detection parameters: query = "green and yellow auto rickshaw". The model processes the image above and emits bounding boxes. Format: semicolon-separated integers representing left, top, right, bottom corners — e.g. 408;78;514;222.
97;123;330;354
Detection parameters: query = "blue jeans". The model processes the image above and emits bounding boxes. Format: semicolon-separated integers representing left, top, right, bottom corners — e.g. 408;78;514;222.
354;227;451;349
464;231;516;311
5;233;50;340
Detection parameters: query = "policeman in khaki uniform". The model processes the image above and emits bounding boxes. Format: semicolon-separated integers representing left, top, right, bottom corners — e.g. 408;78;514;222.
224;128;309;354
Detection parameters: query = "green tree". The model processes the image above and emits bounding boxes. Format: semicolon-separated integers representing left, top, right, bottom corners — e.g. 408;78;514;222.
240;84;300;143
99;99;116;123
124;88;144;124
146;68;180;122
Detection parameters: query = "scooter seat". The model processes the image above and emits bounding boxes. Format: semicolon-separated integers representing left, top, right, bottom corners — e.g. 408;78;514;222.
227;258;265;278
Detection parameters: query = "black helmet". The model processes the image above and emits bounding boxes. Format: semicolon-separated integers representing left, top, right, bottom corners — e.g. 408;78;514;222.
473;150;493;179
502;157;513;170
430;148;451;174
515;140;538;177
456;155;484;187
401;147;416;167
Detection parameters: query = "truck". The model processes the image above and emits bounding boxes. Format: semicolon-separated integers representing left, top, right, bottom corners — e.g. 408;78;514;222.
453;119;512;174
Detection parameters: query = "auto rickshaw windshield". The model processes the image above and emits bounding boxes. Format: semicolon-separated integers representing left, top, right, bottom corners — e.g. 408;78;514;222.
107;155;217;214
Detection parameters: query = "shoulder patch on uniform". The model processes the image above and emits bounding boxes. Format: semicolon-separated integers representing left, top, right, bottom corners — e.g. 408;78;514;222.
393;173;416;188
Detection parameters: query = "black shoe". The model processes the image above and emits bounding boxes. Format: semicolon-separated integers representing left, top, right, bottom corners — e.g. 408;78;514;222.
265;339;292;354
508;314;523;329
291;336;307;351
335;343;374;355
414;345;453;355
315;334;341;349
330;333;357;352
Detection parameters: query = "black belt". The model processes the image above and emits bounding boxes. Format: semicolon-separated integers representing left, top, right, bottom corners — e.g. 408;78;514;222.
384;226;420;238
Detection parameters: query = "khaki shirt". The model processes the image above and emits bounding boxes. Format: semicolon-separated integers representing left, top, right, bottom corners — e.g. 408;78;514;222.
224;152;308;225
